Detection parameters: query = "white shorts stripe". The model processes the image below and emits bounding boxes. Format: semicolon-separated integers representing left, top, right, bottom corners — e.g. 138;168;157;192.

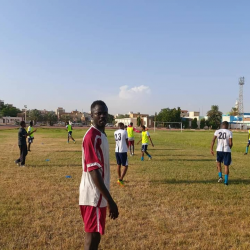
96;207;100;233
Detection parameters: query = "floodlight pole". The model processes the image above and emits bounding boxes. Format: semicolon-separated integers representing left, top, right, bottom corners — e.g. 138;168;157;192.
24;105;27;122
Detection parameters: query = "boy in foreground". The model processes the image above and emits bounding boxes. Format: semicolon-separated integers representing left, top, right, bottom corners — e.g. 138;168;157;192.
114;122;129;186
79;100;119;250
15;121;37;167
137;125;154;161
211;121;233;185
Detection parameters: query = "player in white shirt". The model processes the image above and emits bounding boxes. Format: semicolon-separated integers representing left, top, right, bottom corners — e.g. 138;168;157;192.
211;121;233;185
114;123;129;186
79;100;119;250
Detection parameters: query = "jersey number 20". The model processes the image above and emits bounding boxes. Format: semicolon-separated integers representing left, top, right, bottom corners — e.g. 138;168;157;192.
218;132;226;139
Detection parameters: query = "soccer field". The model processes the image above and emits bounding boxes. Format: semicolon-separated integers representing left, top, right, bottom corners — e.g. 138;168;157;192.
1;128;250;250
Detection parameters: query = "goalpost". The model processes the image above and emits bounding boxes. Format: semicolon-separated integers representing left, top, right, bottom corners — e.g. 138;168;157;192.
153;121;183;133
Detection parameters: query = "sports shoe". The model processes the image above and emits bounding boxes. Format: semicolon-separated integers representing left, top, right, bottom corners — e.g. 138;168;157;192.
224;182;228;186
218;177;223;183
148;157;152;160
141;157;144;161
244;153;247;155
20;165;25;167
117;179;124;186
74;141;76;144
14;161;20;166
132;153;134;156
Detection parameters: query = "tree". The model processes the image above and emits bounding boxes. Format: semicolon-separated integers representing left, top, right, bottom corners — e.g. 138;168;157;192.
182;119;189;129
44;112;58;126
116;114;129;119
107;114;114;124
229;107;239;116
207;105;222;129
200;118;206;129
28;109;42;124
191;118;198;129
156;107;181;127
137;116;141;127
0;104;21;117
60;114;71;124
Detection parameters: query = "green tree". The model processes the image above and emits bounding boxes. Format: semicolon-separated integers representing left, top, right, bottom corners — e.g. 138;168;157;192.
0;104;21;117
116;114;130;119
207;105;222;129
107;114;114;124
191;118;198;129
182;119;189;129
229;107;238;116
60;114;71;124
137;116;141;127
28;109;42;124
44;112;58;126
157;107;181;127
200;118;206;129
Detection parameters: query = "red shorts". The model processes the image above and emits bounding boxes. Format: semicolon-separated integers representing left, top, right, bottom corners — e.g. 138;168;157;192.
128;140;134;146
80;206;107;235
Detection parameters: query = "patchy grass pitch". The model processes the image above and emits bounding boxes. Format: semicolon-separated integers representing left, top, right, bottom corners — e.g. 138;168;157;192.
0;128;250;250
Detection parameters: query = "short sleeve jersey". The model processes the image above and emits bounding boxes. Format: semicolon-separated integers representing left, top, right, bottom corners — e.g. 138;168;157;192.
18;127;27;146
114;129;128;153
214;129;233;152
79;126;110;207
66;125;72;132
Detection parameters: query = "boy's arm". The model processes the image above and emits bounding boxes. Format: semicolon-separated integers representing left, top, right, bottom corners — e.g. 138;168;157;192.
148;136;154;147
229;138;233;149
126;138;129;148
27;129;37;136
137;138;142;145
89;169;119;220
133;127;141;133
211;136;217;155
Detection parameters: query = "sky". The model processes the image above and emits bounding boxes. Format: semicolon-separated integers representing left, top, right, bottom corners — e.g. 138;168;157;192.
0;0;250;116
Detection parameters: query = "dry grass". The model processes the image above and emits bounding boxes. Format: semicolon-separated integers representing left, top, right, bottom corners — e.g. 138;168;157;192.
1;127;250;250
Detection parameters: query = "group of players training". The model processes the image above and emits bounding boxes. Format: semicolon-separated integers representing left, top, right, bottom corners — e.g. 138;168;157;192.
14;100;250;250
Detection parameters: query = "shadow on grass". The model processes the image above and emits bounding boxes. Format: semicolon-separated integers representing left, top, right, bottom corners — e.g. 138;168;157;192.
28;164;81;167
150;179;250;185
150;148;181;151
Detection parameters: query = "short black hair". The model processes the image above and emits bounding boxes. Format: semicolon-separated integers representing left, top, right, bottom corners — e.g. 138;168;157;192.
130;122;133;126
118;122;124;128
91;100;107;113
141;125;146;130
20;121;26;126
30;121;33;126
222;121;229;127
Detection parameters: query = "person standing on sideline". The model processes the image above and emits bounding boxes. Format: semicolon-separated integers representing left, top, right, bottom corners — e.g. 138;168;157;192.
211;121;233;185
137;125;154;161
127;122;141;156
15;121;37;167
114;123;129;186
244;130;250;155
27;121;35;151
66;121;76;143
79;100;119;250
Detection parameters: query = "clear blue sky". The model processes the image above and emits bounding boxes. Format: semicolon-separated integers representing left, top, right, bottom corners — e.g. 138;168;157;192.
0;0;250;115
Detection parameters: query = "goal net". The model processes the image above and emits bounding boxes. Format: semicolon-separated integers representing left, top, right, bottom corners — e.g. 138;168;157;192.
153;121;183;132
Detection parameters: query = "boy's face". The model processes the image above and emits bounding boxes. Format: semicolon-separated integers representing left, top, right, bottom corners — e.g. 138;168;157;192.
91;104;108;128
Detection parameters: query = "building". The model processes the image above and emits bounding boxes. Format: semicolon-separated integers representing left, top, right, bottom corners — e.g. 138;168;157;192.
0;116;23;124
115;112;154;128
222;113;250;129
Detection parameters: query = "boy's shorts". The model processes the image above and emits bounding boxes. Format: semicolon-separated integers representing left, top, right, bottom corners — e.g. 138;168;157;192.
141;145;148;152
80;206;107;235
28;137;34;143
115;152;128;166
216;151;232;166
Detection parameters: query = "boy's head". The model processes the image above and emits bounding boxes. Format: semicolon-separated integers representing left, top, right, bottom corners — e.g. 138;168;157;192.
30;121;33;126
118;122;124;129
141;125;146;131
130;122;133;126
20;121;26;128
222;121;229;129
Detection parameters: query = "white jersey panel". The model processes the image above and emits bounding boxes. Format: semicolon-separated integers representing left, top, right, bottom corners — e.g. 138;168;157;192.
114;129;128;153
214;129;233;152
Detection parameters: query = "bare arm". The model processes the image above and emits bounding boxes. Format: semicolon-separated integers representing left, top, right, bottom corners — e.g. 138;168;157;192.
89;169;119;220
229;138;233;149
27;129;37;136
148;136;154;147
211;136;217;156
126;138;129;148
137;138;142;145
